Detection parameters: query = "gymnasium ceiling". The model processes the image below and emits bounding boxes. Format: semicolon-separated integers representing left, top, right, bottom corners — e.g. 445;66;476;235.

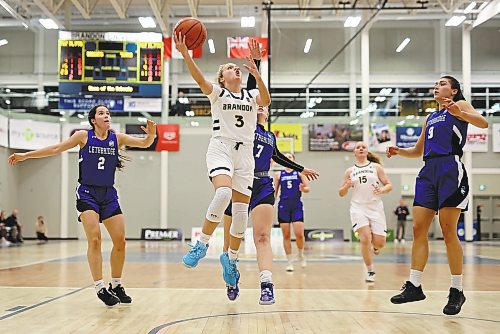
0;0;498;34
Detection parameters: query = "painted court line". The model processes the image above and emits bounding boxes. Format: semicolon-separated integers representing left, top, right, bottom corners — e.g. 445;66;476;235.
0;286;90;321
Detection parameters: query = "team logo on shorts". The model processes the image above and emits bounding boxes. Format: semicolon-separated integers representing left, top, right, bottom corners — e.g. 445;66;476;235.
109;140;114;147
460;186;466;195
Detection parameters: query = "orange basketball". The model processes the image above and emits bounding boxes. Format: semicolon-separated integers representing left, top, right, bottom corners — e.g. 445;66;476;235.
173;17;207;50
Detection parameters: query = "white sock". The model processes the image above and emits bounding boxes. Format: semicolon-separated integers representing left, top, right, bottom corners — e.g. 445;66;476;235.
94;279;105;293
111;278;122;289
298;249;304;258
199;232;211;245
286;254;293;264
260;270;273;284
228;248;238;260
366;264;374;273
451;274;463;291
409;269;423;287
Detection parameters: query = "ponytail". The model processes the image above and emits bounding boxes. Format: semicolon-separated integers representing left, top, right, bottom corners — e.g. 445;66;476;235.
442;75;466;102
367;152;382;165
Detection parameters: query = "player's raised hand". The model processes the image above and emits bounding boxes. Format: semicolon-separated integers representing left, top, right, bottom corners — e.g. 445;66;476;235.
242;55;260;77
345;177;354;188
301;167;320;181
386;146;399;158
8;152;28;166
248;39;264;61
141;119;157;136
442;97;461;117
173;32;188;55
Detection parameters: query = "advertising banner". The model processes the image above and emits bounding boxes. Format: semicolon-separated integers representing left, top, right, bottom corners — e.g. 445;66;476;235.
309;124;362;151
0;115;8;147
304;229;344;242
123;97;162;112
141;228;183;241
9;119;60;150
155;124;179;151
369;123;396;153
270;123;302;152
464;124;488;152
395;126;422;148
493;123;500;152
59;97;124;111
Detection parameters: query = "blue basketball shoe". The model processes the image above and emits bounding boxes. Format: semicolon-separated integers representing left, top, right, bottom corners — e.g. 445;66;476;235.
182;241;208;268
259;282;275;305
226;270;240;301
220;252;239;287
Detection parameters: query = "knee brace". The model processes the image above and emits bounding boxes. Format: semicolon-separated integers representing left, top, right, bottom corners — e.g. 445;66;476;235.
205;187;232;223
230;202;249;238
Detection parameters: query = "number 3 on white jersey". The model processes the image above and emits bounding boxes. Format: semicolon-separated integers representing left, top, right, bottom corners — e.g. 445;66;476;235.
98;157;105;170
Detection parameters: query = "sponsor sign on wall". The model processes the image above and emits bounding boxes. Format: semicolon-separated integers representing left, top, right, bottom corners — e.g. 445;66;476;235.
141;228;183;241
309;124;362;151
0;115;8;147
270;123;303;152
464;125;488;152
59;97;124;111
155;124;179;151
123;97;162;112
493;123;500;152
304;229;344;242
395;126;422;148
9;119;60;150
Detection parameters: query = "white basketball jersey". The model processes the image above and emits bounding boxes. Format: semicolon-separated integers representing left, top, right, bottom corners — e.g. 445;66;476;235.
208;84;259;144
350;162;382;203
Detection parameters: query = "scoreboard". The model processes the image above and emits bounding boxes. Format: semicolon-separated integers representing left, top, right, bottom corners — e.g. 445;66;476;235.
58;31;163;97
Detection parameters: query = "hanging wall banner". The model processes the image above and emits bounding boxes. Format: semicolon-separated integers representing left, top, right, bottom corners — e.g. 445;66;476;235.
0;115;8;147
155;124;180;151
309;124;362;151
369;123;396;153
493;123;500;152
59;97;124;111
9;119;60;150
464;124;488;152
395;126;422;148
123;97;162;112
270;123;303;152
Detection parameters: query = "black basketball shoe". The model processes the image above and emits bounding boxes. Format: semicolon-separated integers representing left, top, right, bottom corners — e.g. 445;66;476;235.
97;287;120;307
109;283;132;304
443;287;466;315
390;281;426;304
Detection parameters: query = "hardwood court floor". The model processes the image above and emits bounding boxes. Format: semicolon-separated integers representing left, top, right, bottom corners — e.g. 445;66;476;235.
0;240;499;333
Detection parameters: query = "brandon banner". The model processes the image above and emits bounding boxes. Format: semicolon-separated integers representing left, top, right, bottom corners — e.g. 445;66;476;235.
155;124;180;151
227;37;268;59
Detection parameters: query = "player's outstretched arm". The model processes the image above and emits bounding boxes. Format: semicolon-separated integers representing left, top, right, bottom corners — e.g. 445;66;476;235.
386;115;429;159
8;130;87;166
173;32;212;95
117;119;157;148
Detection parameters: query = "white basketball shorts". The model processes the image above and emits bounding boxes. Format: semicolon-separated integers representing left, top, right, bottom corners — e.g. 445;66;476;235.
350;200;387;237
206;137;254;197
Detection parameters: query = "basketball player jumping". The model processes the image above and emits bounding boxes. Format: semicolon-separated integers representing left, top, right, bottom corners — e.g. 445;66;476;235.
222;39;319;304
387;76;488;315
8;105;157;306
173;33;271;290
339;142;392;283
